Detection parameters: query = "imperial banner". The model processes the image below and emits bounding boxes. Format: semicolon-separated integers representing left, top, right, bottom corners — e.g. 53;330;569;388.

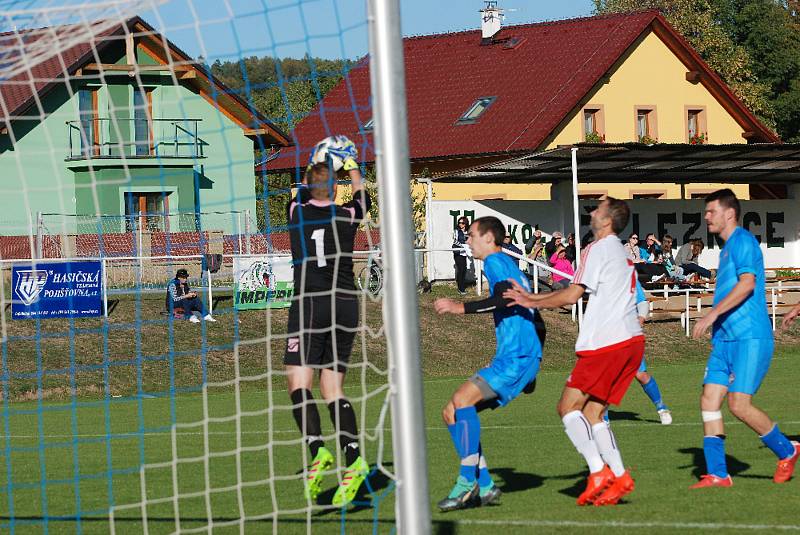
233;255;294;310
12;261;103;319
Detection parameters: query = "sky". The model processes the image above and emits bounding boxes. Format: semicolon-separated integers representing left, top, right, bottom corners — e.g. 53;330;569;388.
134;0;597;63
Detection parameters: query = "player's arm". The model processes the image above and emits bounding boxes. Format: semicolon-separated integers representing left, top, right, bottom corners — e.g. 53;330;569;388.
692;273;756;339
503;278;584;309
434;281;514;315
781;303;800;330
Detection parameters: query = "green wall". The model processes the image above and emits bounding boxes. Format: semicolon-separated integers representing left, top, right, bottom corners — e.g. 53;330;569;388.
0;66;257;236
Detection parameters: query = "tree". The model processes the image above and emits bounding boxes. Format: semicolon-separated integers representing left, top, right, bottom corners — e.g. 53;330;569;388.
709;0;800;141
594;0;774;128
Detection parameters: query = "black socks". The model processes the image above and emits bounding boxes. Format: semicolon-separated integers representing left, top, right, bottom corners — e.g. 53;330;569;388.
328;398;361;466
290;389;324;457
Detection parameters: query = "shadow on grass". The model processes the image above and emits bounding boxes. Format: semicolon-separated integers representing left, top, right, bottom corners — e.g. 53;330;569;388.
678;447;761;479
490;466;544;494
606;410;658;424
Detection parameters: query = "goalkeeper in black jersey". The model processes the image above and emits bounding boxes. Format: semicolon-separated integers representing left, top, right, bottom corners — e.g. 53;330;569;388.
284;136;372;506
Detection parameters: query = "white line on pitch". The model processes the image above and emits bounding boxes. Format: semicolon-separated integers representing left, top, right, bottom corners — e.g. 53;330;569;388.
455;519;800;531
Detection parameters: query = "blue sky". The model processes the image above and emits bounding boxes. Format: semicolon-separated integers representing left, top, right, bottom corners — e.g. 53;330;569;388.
138;0;596;62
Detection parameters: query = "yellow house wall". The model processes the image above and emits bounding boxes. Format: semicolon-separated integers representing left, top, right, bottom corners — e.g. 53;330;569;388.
434;29;751;201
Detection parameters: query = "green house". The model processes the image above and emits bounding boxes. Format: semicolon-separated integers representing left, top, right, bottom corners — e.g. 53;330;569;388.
0;17;289;239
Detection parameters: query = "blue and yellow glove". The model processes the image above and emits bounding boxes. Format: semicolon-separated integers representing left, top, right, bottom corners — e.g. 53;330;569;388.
328;135;359;171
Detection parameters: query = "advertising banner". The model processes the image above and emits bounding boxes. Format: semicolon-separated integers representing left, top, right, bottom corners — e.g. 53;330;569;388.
233;255;294;310
430;199;800;280
12;261;103;319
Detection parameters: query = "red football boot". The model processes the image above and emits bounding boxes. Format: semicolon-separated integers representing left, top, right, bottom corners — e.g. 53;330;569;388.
594;470;634;506
689;474;733;489
774;441;800;483
576;465;614;505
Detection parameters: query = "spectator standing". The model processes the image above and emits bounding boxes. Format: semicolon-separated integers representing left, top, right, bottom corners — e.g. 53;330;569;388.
545;231;564;262
453;216;471;295
502;235;523;256
166;268;216;323
565;233;577;264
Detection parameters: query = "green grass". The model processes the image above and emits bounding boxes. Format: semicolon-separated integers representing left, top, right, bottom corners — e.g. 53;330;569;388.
1;289;800;533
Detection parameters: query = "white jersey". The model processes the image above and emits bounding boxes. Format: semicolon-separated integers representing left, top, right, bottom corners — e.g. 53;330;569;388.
573;234;642;352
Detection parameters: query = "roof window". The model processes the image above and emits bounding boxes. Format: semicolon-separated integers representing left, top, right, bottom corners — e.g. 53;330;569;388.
363;118;374;131
456;97;496;124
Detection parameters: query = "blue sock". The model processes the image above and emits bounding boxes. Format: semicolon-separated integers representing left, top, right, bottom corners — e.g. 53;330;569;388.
454;406;480;482
477;444;493;488
641;377;666;410
703;435;728;478
761;425;795;460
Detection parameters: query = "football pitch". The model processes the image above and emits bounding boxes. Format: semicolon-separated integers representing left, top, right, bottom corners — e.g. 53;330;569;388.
2;349;800;534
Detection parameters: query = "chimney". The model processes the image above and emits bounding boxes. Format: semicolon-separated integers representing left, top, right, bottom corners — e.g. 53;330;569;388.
480;1;504;45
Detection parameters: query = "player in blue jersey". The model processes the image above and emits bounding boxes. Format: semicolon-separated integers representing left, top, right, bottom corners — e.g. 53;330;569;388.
604;280;672;425
691;189;799;488
433;216;546;512
633;280;672;424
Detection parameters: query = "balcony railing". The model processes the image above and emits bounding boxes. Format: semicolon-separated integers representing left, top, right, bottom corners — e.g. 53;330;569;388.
66;118;207;160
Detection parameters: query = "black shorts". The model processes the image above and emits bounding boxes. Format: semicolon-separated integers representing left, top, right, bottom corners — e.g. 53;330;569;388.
283;294;359;372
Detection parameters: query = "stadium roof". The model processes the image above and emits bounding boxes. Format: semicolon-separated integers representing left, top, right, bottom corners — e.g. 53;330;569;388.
263;10;777;173
0;17;290;146
433;143;800;184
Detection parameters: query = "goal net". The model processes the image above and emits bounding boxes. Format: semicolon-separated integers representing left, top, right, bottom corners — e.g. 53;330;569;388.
0;1;424;532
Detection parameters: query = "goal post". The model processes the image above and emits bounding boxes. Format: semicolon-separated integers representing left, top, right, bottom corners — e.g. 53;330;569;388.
368;0;432;532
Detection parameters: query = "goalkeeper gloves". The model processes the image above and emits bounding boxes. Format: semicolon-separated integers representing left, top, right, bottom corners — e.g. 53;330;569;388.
328;136;359;171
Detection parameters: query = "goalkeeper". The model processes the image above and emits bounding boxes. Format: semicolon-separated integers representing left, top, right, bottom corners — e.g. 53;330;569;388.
434;216;545;512
284;136;371;506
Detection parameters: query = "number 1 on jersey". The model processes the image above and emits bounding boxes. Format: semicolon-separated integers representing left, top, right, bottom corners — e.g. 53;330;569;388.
311;228;327;267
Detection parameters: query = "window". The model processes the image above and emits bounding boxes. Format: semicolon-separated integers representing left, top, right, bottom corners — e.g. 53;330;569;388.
363;118;374;131
133;88;154;156
636;110;650;139
686;107;707;143
578;193;605;200
456;97;496;124
124;191;169;232
78;88;99;156
584;110;597;135
582;105;605;142
633;192;665;199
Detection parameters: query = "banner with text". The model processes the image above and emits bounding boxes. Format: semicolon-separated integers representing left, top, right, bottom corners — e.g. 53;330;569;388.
430;199;800;280
12;261;103;319
233;255;294;310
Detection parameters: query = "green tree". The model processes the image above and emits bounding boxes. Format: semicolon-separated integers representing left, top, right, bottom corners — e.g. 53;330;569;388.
709;0;800;141
594;0;774;127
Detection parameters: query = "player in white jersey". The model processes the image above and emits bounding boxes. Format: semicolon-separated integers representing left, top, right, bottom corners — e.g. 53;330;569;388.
505;197;644;506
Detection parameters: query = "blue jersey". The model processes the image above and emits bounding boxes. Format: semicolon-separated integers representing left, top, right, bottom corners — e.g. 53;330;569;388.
712;227;772;341
483;252;541;359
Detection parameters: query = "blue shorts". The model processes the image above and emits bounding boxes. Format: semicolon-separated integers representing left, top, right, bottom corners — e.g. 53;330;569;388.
704;338;774;395
476;355;541;407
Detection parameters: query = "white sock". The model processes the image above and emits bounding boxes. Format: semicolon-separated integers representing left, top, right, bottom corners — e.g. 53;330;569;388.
592;422;625;477
562;410;604;473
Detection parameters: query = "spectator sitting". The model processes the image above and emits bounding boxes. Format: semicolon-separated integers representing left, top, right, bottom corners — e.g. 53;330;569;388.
660;234;685;280
677;238;713;280
624;234;645;262
166;268;216;323
549;244;575;289
643;233;663;263
544;231;564;262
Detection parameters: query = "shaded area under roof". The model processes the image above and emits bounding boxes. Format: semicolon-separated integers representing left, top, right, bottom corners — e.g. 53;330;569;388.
434;143;800;184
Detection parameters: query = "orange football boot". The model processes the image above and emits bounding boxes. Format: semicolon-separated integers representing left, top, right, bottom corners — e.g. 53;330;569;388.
689;474;733;489
576;465;614;505
774;441;800;483
594;470;634;506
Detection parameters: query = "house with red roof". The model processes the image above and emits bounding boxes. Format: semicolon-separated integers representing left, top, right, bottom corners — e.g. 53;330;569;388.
0;16;289;241
264;8;778;202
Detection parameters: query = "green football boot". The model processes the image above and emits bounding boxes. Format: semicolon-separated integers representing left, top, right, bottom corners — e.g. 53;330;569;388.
332;456;369;506
304;447;334;501
437;476;479;512
479;483;502;506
